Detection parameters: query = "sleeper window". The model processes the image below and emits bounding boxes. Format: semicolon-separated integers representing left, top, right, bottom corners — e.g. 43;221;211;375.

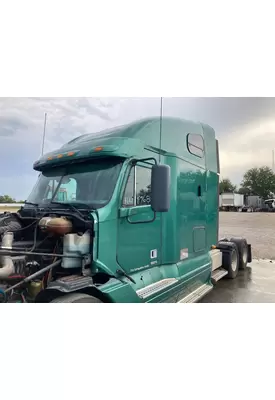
187;133;204;158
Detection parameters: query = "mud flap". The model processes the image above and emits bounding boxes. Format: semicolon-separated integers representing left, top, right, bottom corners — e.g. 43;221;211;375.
247;244;252;263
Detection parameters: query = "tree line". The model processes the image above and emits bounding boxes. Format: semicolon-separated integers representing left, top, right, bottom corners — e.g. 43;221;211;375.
220;166;275;200
0;195;24;204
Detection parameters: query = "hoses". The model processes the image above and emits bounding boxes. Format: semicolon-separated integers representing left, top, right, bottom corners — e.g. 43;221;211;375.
0;232;15;279
0;257;15;279
4;259;61;294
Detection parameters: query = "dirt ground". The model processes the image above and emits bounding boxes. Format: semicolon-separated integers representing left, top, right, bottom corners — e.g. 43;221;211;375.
219;212;275;260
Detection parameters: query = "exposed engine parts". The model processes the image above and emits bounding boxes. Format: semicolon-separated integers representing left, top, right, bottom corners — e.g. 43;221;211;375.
0;212;23;238
39;216;73;235
4;259;62;294
0;210;94;303
0;232;15;279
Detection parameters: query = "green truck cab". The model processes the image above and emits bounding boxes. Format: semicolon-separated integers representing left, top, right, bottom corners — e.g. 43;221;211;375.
0;117;252;303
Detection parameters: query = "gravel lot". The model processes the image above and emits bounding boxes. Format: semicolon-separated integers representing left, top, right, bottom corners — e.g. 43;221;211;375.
219;212;275;260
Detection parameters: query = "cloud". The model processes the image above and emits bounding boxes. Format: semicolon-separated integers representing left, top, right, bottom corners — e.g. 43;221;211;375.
0;117;28;137
220;116;275;183
0;97;275;199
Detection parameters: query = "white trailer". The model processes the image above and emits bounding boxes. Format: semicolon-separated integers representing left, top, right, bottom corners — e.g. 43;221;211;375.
219;193;244;211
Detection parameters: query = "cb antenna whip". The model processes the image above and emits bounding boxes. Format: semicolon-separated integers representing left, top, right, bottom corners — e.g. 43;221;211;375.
159;97;163;162
41;112;47;156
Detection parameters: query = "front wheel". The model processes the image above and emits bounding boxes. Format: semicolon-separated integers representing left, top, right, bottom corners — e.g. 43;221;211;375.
51;293;103;303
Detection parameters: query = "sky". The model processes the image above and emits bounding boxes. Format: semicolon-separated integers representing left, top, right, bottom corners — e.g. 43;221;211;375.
0;97;275;200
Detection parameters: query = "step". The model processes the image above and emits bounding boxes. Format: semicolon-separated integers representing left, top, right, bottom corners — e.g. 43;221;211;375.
136;278;178;300
211;268;228;284
177;283;213;303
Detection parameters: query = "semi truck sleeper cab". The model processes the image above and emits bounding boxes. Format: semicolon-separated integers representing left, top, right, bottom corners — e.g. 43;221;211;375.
0;117;252;303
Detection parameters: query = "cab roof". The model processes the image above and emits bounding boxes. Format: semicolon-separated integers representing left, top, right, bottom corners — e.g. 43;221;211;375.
33;117;216;172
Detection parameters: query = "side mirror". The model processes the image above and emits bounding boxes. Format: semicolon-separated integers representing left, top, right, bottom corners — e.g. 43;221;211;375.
151;164;171;213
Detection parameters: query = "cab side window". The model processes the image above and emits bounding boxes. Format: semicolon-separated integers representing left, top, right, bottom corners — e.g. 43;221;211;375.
123;168;135;207
123;164;152;207
136;165;152;206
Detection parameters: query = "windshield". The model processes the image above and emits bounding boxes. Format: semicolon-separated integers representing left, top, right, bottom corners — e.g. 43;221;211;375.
27;159;123;209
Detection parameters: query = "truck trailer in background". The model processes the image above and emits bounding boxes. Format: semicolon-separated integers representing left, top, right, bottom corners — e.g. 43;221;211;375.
219;193;244;212
241;195;264;212
246;195;264;209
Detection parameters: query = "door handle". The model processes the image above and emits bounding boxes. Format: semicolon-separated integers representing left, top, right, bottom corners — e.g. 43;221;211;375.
119;208;138;218
119;207;156;224
129;209;138;216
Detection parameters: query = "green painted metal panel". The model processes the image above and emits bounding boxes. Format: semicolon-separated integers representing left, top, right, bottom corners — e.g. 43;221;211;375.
30;116;220;302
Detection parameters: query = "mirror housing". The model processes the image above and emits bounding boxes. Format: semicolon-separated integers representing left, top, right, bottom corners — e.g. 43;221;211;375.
151;164;171;213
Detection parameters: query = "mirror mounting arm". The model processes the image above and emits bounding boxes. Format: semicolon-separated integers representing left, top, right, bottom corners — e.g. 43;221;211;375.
132;157;158;166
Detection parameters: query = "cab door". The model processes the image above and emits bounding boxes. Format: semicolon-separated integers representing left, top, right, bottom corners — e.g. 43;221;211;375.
116;161;162;275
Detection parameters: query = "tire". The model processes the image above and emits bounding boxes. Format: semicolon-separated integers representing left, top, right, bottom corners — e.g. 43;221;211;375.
51;293;103;303
220;241;240;279
230;237;248;270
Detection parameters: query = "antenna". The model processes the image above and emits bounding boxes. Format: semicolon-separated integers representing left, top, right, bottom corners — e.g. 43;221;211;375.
159;97;163;162
273;149;275;173
41;112;47;156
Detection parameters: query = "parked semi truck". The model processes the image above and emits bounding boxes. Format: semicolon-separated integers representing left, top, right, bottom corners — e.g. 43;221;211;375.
0;117;252;303
264;199;275;210
219;192;244;211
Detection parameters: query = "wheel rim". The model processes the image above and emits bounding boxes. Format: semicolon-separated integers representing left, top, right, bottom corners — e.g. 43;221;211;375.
242;247;248;264
231;249;238;272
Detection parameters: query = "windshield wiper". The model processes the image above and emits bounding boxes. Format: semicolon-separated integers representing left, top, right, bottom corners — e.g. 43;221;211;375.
67;202;96;211
50;201;86;219
24;201;39;207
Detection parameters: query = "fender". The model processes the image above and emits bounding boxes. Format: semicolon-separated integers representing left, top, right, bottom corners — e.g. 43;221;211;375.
99;277;143;303
35;275;111;303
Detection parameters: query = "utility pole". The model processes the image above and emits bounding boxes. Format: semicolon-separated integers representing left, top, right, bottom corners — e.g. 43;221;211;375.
272;149;275;173
41;112;47;156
